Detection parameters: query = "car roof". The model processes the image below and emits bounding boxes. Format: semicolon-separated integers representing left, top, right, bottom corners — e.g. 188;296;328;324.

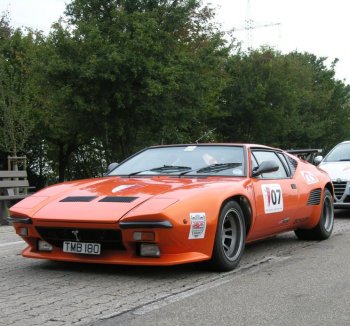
147;143;279;151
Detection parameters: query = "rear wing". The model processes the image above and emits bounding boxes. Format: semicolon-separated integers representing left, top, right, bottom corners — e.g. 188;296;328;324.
286;149;322;164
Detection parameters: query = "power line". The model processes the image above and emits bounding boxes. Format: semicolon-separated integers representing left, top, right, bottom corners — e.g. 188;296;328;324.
234;0;281;50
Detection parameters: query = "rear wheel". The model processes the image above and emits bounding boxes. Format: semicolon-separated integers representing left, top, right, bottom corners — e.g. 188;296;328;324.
295;189;334;240
209;201;246;272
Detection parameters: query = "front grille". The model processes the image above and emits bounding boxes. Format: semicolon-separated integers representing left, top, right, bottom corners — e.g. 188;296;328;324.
332;181;347;200
36;227;125;251
307;188;321;206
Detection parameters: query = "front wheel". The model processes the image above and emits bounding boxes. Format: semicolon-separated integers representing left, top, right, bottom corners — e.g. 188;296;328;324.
295;188;334;240
209;201;246;272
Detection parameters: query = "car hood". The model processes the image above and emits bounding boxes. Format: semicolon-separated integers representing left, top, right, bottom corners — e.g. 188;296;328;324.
11;176;246;223
319;161;350;181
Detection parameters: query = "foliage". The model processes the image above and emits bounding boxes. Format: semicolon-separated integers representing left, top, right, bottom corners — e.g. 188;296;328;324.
217;48;350;151
65;0;230;152
32;0;231;181
1;3;350;188
0;14;40;157
66;140;107;180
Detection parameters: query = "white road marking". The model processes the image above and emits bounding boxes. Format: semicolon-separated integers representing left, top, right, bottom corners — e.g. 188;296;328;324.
0;240;25;248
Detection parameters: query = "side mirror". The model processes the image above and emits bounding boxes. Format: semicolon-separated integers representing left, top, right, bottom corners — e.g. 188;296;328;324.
313;155;323;165
107;162;119;173
252;160;279;177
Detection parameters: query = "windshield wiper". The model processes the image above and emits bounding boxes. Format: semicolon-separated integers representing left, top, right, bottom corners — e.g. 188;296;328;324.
128;165;192;176
339;159;350;161
179;163;242;175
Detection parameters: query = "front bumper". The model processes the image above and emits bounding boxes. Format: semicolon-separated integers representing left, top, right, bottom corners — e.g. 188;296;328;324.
10;220;211;266
21;246;208;266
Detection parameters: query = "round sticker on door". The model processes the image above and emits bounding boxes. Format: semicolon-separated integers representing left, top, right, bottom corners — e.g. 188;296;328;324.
301;171;319;185
261;184;283;214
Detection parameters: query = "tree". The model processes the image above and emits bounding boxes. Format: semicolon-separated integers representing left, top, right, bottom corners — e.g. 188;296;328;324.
217;48;350;150
72;1;230;151
33;0;232;181
0;14;40;160
34;23;96;182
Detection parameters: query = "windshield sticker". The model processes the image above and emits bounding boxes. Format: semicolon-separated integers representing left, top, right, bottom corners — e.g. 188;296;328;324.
112;185;135;193
232;169;243;176
261;184;283;214
202;153;218;165
184;146;197;152
301;171;319;185
189;212;206;239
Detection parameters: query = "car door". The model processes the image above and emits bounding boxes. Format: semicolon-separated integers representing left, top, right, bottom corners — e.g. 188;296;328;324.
250;149;299;239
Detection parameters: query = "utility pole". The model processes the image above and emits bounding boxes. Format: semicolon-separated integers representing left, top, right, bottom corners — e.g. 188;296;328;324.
235;0;281;50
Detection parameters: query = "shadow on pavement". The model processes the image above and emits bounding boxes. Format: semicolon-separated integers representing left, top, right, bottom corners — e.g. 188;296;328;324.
335;209;350;219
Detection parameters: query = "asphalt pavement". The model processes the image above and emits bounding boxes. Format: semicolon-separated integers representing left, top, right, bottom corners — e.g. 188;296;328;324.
99;219;350;326
1;211;350;326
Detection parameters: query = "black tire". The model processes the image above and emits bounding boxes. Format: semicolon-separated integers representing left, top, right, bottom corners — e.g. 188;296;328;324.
209;201;246;272
295;189;334;240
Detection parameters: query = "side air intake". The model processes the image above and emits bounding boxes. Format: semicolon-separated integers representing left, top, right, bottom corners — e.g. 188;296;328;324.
307;188;321;206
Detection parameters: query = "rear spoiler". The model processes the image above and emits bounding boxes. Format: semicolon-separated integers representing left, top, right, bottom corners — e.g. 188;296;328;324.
286;149;322;164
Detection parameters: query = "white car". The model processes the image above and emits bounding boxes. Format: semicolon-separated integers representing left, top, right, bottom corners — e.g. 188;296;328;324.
316;141;350;208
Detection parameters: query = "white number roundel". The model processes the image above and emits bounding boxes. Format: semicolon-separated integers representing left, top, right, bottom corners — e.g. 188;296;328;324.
261;184;283;214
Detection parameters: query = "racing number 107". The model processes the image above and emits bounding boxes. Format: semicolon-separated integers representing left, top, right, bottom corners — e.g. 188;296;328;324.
262;184;283;213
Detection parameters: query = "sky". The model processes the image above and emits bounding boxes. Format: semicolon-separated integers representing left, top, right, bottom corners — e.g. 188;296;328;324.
0;0;349;83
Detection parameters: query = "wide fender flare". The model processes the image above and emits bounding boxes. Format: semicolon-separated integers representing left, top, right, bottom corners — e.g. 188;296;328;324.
161;187;254;257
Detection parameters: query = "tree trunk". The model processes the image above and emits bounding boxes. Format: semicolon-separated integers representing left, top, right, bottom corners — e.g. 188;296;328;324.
57;142;76;183
58;144;66;182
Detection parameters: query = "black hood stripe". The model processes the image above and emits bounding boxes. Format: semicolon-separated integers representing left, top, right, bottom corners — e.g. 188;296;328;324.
99;196;138;203
60;196;97;202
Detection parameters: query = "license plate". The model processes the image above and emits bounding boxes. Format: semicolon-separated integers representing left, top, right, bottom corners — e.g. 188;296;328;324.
63;241;101;255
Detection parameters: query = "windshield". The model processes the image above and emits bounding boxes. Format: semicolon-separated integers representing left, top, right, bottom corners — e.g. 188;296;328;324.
108;145;246;177
324;143;350;162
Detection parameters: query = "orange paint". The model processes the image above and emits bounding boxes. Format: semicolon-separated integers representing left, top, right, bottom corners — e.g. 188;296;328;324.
9;144;333;269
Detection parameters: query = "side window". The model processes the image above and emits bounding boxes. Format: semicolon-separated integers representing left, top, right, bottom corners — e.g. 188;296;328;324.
252;150;288;179
286;155;298;176
277;153;291;176
251;155;261;178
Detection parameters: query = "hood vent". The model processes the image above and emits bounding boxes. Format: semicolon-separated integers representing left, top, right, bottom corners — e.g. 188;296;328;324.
60;196;97;202
99;196;138;203
307;188;321;206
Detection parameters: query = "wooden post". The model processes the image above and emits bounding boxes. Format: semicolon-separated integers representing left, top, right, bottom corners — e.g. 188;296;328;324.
7;156;27;195
0;202;9;225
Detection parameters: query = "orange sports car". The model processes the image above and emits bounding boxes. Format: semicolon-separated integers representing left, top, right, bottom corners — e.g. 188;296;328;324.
8;144;334;271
